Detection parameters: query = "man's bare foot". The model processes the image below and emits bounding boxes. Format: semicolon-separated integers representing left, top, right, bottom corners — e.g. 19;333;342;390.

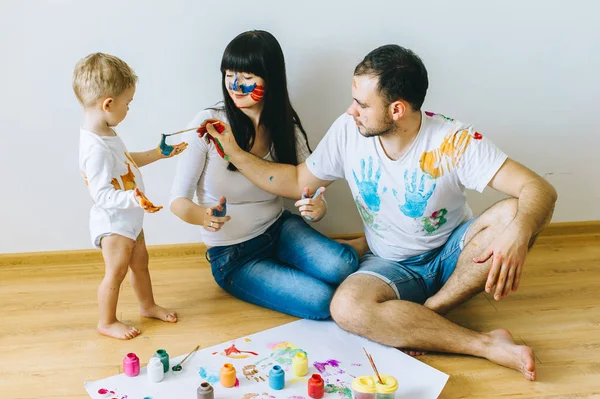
337;236;369;257
98;321;140;340
485;329;536;381
140;304;178;323
400;349;428;357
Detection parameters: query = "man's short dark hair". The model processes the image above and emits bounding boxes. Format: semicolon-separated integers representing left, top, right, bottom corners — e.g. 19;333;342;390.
354;45;429;111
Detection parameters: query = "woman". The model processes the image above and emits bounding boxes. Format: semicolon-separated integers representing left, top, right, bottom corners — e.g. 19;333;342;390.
170;30;358;319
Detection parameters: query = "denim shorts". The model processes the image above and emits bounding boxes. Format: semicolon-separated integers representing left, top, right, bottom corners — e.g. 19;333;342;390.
353;218;475;304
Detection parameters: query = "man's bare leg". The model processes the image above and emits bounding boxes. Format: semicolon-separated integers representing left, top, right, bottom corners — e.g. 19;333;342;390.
330;274;536;381
425;198;551;315
336;236;370;258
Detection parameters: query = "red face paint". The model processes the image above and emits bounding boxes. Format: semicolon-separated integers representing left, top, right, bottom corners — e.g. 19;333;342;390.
250;85;265;102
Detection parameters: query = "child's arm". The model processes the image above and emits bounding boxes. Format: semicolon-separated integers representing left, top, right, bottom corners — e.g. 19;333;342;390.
84;148;141;209
130;138;188;167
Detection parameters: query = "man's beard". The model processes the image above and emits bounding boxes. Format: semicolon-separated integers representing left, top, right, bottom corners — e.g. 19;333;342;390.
356;115;395;137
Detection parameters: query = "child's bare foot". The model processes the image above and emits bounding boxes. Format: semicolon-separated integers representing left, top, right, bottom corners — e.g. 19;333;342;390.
98;321;140;340
337;236;370;257
141;304;178;323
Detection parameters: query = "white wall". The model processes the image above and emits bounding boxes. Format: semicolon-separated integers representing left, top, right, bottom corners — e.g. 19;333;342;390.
1;0;598;254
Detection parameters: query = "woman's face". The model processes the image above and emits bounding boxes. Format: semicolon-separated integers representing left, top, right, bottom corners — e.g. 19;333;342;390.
224;70;265;109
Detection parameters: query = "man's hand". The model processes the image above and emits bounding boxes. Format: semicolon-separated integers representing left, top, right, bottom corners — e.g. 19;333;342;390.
202;120;242;160
473;224;532;300
134;188;163;213
295;187;327;222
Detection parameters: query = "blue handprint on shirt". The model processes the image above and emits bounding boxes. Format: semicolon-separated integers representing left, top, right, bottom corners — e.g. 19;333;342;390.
352;157;383;212
393;169;436;218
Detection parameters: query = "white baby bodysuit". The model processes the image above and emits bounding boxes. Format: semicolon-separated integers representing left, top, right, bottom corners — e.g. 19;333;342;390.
79;128;144;247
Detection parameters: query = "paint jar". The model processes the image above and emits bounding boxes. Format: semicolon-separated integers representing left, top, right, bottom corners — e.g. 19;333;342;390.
220;363;237;388
147;357;165;382
308;374;325;398
269;365;285;390
154;349;169;373
352;376;377;399
292;352;309;377
197;381;214;399
375;375;398;399
123;352;140;377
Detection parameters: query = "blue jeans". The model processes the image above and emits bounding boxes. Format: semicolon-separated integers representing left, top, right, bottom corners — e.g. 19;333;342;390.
206;211;360;319
353;218;475;304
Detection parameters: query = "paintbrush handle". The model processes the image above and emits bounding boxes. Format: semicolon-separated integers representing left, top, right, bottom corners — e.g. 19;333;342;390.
178;345;200;365
163;126;201;137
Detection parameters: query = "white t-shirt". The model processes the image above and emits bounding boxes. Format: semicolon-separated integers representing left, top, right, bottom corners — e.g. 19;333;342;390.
170;108;311;247
306;111;508;261
79;129;144;245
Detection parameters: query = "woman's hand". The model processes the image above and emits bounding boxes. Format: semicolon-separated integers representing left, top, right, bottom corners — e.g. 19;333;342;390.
203;196;231;232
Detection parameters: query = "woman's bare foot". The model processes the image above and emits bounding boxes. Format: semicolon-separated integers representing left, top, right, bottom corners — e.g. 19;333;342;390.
337;236;370;257
97;321;140;340
141;304;178;323
485;329;536;381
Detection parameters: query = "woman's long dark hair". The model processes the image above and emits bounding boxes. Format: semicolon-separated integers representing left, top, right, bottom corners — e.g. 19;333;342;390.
216;30;310;171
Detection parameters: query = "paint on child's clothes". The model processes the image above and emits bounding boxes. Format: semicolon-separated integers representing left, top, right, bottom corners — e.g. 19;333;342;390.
421;208;448;234
121;162;137;191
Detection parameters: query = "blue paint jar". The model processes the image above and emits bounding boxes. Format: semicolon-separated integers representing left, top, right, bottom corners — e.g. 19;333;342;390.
269;365;285;390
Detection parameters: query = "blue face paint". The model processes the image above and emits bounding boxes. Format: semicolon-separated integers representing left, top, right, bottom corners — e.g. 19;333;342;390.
227;72;257;94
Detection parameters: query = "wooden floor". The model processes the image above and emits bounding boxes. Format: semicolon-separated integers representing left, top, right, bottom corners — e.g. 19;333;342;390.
2;231;600;399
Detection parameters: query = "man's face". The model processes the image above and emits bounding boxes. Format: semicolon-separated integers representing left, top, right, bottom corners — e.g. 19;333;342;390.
346;75;393;137
224;70;265;109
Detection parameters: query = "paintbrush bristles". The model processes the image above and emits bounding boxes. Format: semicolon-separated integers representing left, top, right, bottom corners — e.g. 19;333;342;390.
363;347;384;384
163;126;201;137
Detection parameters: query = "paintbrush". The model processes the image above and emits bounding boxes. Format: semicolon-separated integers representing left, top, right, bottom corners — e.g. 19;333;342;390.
162;126;202;137
363;347;384;384
172;345;201;372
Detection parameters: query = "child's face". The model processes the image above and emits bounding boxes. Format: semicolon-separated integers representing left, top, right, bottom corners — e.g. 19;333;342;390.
104;85;136;127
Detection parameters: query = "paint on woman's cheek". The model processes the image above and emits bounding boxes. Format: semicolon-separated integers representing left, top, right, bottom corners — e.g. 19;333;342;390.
249;85;265;102
227;73;239;91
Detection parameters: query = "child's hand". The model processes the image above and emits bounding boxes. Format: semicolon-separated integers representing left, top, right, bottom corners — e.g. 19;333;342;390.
204;197;231;232
134;188;163;213
295;187;327;222
158;134;188;158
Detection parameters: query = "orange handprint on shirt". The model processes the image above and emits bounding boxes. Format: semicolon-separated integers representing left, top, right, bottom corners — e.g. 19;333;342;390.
419;129;472;179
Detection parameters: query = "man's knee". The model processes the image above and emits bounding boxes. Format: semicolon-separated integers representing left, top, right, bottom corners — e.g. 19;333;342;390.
330;288;371;333
330;275;391;334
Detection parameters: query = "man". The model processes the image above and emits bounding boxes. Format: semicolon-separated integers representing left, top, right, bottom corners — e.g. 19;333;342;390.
205;44;557;380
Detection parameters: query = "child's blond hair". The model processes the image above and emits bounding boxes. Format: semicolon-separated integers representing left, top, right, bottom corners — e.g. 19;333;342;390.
73;53;138;106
